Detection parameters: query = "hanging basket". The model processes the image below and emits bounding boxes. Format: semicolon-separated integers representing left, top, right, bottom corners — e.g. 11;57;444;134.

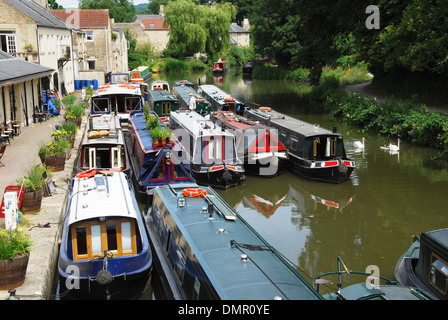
21;188;43;214
0;254;29;290
44;153;66;172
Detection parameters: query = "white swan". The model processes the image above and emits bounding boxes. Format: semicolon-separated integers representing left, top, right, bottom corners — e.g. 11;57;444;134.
354;137;365;149
381;138;400;151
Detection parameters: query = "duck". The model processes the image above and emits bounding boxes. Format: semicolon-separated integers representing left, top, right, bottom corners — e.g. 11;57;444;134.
354;137;365;149
381;138;400;151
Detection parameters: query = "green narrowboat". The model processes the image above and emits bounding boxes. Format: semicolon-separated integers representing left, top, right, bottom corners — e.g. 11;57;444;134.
149;89;179;120
172;85;212;115
130;66;152;81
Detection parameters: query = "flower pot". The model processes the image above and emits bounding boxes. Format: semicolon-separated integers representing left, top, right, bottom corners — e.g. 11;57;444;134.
44;153;66;172
21;188;43;214
0;254;29;290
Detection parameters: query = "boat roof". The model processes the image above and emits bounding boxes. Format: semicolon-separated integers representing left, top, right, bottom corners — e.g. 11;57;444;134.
149;89;178;102
212;111;264;132
246;108;339;138
198;84;244;107
93;83;142;97
421;228;448;250
155;183;323;300
173;85;211;106
67;171;139;225
82;114;125;146
173;80;194;87
130;112;181;153
170;110;234;138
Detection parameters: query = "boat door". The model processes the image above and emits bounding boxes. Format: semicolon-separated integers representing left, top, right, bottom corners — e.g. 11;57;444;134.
92;97;109;113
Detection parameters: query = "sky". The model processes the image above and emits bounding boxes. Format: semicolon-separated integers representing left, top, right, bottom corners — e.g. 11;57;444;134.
57;0;148;9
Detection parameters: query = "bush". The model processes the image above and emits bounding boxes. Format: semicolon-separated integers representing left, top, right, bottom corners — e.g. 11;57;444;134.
162;58;189;72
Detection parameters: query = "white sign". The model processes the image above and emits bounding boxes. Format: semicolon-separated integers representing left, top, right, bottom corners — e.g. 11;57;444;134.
3;191;18;230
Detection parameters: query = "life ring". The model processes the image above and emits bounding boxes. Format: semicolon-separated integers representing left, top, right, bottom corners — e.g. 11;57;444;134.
224;98;234;102
76;169;97;178
259;107;271;111
182;188;207;197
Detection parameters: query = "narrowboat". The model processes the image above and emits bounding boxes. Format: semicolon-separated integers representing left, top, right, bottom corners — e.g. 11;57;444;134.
149;89;179;121
172;84;212;115
90;81;148;123
210;111;287;177
169;110;245;189
213;60;229;73
314;257;436;300
130;66;151;82
57;170;152;300
245;107;355;184
151;80;170;91
173;80;194;88
395;228;448;300
74;114;131;178
197;84;245;115
143;182;324;300
124;112;195;198
242;61;254;74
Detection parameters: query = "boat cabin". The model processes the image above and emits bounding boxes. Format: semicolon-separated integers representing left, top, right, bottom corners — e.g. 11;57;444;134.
173;80;194;88
169;110;244;188
213;61;228;73
151;80;170;91
75;114;129;176
149;89;180;120
172;85;212;115
198;84;244;114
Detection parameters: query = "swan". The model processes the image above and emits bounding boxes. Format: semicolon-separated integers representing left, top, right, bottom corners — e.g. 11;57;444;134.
381;138;400;151
354;137;365;149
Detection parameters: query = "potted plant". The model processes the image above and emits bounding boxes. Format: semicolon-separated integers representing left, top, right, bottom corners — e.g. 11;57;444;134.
160;128;172;144
24;43;33;52
149;127;162;145
38;138;70;172
0;228;32;290
146;114;160;130
15;164;46;214
64;104;84;128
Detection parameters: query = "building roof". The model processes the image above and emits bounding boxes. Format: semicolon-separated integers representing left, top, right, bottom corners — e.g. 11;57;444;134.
230;23;249;33
5;0;71;29
141;18;169;30
0;50;54;87
50;9;110;28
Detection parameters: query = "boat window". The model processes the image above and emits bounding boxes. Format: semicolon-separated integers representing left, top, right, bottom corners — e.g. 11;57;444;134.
192;277;201;300
89;148;96;169
161;102;171;115
107;223;118;251
175;245;186;283
75;226;87;256
96;148;111;168
111;147;122;169
290;136;299;151
125;96;142;112
92;97;109;113
71;219;137;261
215;136;222;160
150;161;165;181
91;225;102;255
208;137;214;163
430;254;448;295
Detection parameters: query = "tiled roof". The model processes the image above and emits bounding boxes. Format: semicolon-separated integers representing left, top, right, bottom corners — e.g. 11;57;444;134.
50;9;110;28
141;18;170;30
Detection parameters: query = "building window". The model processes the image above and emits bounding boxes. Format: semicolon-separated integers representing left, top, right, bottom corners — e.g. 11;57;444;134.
0;30;17;53
149;23;155;29
86;31;94;41
88;60;96;70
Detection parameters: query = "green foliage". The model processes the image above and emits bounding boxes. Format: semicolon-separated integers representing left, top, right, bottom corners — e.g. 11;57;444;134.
79;0;136;22
163;0;235;60
61;95;77;107
16;164;46;192
64;104;85;120
0;229;32;260
226;45;255;66
162;58;189;72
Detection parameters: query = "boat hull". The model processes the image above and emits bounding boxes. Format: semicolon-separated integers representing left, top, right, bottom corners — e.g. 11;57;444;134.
190;164;244;189
288;156;354;184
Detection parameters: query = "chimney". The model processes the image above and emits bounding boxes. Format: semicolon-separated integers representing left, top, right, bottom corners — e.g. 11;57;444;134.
159;5;164;16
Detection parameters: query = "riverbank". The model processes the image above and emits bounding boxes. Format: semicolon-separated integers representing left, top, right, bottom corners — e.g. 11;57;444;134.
0;94;87;300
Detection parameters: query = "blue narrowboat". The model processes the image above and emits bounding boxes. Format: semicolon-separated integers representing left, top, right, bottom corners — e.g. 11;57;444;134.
124;112;194;198
58;171;152;300
143;182;324;300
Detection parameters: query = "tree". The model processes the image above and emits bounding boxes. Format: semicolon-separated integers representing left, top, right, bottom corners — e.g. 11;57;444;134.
163;0;235;60
79;0;136;22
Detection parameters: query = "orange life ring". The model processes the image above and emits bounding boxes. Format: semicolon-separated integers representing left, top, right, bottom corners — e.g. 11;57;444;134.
259;107;271;111
76;170;97;179
224;98;234;101
182;188;207;197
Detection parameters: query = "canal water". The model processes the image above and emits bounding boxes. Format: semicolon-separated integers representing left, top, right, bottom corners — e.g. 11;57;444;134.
55;67;448;299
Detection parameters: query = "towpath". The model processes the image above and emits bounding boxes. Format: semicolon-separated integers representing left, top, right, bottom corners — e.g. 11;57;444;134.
343;80;448;115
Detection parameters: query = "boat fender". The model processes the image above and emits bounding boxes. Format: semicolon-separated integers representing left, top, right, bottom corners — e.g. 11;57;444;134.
76;170;97;179
259;107;271;112
96;269;113;286
338;159;348;173
182;188;207;197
